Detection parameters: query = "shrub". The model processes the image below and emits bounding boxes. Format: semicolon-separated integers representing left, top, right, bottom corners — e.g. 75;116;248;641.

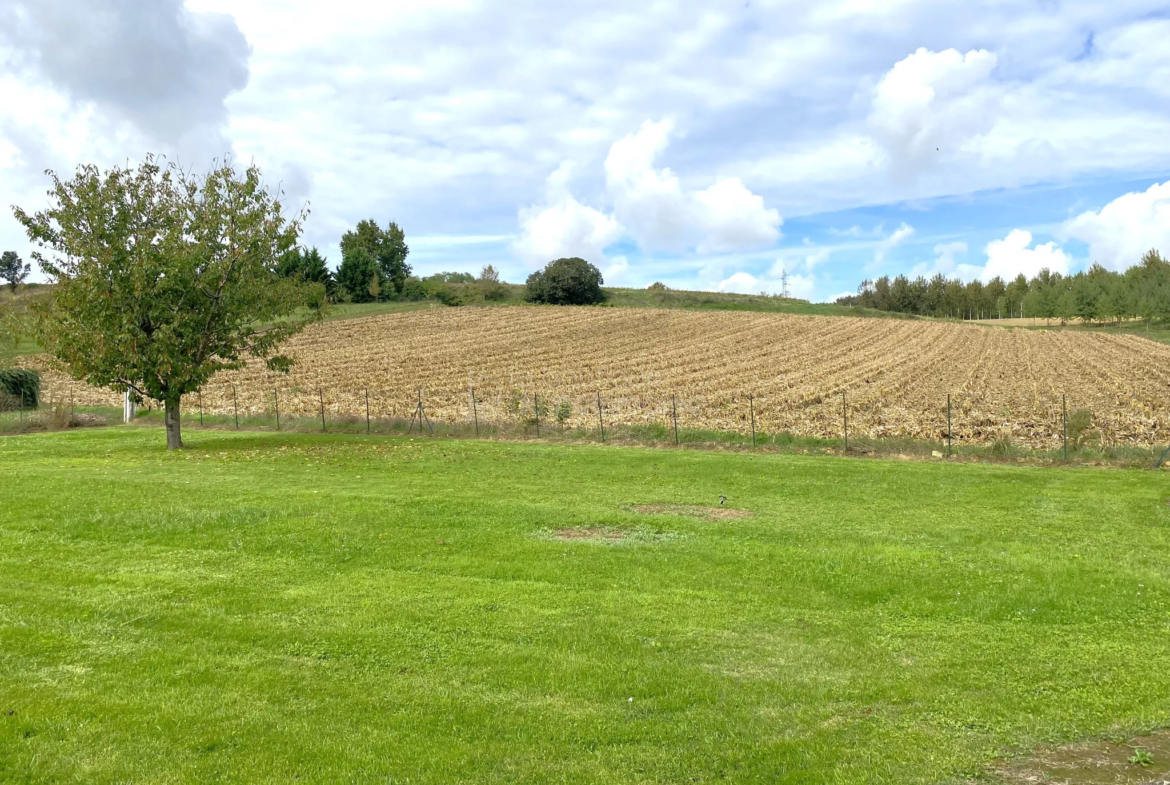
1066;408;1095;451
555;400;572;429
398;276;427;301
0;368;39;409
991;433;1012;456
647;281;668;291
525;257;605;305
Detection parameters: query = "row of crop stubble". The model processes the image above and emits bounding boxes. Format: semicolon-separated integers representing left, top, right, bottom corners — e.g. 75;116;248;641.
24;307;1170;447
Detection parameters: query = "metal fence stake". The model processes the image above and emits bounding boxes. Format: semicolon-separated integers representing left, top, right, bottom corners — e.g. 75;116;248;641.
274;388;280;431
365;388;371;434
597;391;605;442
842;390;848;451
319;389;326;432
199;389;204;427
1063;394;1068;460
671;395;679;445
534;393;540;438
471;384;479;437
947;393;952;456
749;394;756;447
233;385;239;430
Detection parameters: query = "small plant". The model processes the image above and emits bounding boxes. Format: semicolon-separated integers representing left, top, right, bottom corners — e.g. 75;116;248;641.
1128;748;1153;768
555;400;572;430
647;281;668;291
991;433;1012;456
1066;408;1094;451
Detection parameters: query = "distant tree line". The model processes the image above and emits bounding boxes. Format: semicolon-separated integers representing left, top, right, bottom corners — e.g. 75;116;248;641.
836;250;1170;325
277;220;609;308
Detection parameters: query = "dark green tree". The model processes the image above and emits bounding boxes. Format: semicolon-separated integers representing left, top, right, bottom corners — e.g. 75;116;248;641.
277;246;335;303
339;219;410;296
525;257;606;305
335;247;381;303
0;251;30;292
13;156;322;450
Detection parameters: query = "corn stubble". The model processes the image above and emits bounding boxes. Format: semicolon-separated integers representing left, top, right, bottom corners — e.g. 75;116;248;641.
30;308;1170;447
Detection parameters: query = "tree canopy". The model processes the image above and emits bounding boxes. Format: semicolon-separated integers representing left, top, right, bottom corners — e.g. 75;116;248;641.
0;251;30;292
525;257;606;305
13;156;324;449
838;250;1170;325
339;219;410;299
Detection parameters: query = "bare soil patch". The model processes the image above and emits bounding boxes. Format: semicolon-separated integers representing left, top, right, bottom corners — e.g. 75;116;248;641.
627;503;753;521
993;729;1170;784
552;527;628;542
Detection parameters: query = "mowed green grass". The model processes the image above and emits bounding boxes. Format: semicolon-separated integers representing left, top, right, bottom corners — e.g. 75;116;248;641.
1;429;1168;784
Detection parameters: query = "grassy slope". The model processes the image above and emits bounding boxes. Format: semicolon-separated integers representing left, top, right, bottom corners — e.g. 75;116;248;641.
2;429;1169;784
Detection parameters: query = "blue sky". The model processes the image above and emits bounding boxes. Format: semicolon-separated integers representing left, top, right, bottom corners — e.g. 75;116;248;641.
2;0;1169;301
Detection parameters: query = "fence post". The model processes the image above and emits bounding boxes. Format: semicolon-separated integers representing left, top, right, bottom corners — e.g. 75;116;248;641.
947;393;952;456
70;387;74;424
1156;444;1170;470
749;394;756;448
365;388;371;434
233;385;239;430
19;390;24;428
597;391;605;442
319;389;326;433
1062;394;1068;461
841;390;848;451
471;384;479;437
671;394;679;446
534;393;540;438
274;388;280;431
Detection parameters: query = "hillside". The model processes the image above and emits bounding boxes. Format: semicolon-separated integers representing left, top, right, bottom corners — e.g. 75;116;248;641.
33;306;1170;448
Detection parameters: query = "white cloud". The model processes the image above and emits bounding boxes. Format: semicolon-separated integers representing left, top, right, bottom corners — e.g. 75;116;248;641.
692;177;782;253
1063;181;1170;270
603;255;630;285
873;222;915;265
981;229;1070;281
868;48;998;180
512;162;624;268
716;269;815;299
603;119;780;254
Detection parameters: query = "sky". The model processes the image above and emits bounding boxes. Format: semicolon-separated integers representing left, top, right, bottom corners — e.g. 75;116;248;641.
1;0;1169;302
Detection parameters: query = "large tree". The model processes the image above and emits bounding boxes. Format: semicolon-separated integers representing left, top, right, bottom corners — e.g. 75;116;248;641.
525;257;606;305
0;251;30;292
339;219;410;297
14;156;324;450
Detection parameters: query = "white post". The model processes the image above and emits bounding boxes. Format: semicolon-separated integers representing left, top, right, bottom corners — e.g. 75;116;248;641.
123;390;136;423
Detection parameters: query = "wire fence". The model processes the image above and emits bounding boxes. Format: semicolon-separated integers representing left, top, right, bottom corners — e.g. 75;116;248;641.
7;378;1168;465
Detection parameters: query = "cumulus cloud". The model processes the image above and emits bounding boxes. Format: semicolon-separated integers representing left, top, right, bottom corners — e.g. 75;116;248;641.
868;47;998;180
717;267;815;299
603;119;781;253
513;162;624;268
873;222;915;265
0;0;250;163
516;119;780;266
982;229;1070;281
1063;181;1170;271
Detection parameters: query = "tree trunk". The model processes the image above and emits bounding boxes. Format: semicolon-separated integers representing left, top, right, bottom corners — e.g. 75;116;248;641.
165;398;183;450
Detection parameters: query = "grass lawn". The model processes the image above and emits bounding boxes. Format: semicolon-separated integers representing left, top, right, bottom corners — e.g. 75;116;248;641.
1;428;1168;784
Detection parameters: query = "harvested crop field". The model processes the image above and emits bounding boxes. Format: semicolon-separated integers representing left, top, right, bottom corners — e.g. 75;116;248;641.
28;307;1170;447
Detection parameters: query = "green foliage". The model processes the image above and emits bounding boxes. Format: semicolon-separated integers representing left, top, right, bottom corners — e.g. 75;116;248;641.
0;367;39;409
554;399;572;427
339;219;410;297
525;257;606;305
1066;408;1095;451
1128;748;1153;768
647;281;669;291
424;271;475;284
12;155;322;449
0;250;31;292
277;246;335;303
398;276;428;302
478;265;508;301
335;248;381;304
839;248;1170;324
